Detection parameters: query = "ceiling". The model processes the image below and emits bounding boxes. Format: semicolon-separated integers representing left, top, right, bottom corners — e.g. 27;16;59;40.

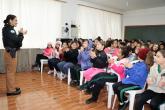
81;0;165;11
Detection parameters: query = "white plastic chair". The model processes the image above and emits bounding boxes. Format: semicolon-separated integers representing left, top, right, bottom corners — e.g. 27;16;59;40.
106;69;121;109
68;68;82;86
123;60;153;110
109;83;146;110
160;104;165;110
58;68;71;85
106;82;115;109
142;99;165;110
40;52;54;74
53;68;57;77
125;84;146;110
40;59;48;74
80;71;86;86
67;68;71;85
107;60;140;109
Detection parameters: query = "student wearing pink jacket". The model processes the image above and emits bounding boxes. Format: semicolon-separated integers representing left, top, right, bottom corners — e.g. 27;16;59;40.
32;42;54;69
80;46;131;104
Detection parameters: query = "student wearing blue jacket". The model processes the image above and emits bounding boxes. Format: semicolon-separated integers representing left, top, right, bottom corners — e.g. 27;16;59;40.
113;48;154;110
77;39;93;70
70;39;92;85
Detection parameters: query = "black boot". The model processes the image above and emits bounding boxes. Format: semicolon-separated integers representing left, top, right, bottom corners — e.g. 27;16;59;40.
85;98;97;104
84;88;92;95
32;63;38;69
70;80;78;87
7;89;21;96
16;87;21;91
118;102;129;110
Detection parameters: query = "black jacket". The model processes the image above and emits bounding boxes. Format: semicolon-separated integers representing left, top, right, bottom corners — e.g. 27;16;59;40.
2;25;24;49
91;50;108;68
64;49;79;64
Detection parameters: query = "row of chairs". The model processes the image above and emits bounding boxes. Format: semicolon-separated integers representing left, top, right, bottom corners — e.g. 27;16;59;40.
40;59;165;110
40;59;86;85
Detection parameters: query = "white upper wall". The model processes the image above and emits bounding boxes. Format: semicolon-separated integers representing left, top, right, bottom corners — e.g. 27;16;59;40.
123;6;165;26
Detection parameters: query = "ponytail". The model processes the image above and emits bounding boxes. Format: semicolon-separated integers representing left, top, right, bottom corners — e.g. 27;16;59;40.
3;14;16;26
145;51;154;72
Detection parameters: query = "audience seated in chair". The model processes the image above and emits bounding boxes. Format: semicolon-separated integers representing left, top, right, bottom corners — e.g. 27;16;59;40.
32;42;54;70
57;41;79;78
81;46;131;104
112;48;154;110
135;50;165;110
104;39;119;57
47;41;62;74
83;40;108;82
70;39;93;86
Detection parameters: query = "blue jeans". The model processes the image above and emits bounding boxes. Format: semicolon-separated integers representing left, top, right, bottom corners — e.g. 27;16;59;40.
57;61;66;73
57;61;75;74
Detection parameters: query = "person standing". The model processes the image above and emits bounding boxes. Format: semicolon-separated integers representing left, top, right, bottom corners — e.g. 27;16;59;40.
2;14;27;96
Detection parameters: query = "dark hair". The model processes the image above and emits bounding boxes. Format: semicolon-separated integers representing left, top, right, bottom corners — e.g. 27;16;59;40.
111;39;118;47
142;43;149;48
3;14;16;26
158;50;165;58
121;46;130;58
145;51;154;71
70;41;77;48
151;43;159;52
120;42;126;47
159;43;165;50
77;40;82;48
127;46;134;53
105;40;111;48
82;39;89;43
95;36;102;41
133;39;139;43
97;40;105;46
147;40;151;43
118;39;122;42
62;42;68;48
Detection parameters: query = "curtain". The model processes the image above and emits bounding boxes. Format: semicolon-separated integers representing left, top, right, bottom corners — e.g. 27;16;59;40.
0;49;43;73
78;6;122;40
0;0;62;49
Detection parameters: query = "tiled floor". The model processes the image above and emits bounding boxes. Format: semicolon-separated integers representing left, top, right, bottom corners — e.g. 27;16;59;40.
0;72;150;110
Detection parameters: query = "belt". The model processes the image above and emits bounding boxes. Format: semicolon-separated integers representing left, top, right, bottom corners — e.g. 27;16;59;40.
5;47;17;58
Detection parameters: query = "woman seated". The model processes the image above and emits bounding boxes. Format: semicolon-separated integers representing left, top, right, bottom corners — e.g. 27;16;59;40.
135;50;165;110
32;42;54;70
83;40;108;82
112;48;154;110
80;46;131;104
104;39;119;57
47;41;62;74
70;39;93;85
57;41;79;77
127;46;137;62
151;43;159;56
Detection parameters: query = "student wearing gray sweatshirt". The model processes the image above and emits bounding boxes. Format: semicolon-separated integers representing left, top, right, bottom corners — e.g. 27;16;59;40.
135;50;165;110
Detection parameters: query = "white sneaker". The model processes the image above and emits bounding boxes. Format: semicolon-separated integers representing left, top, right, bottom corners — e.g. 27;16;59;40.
61;74;66;80
48;70;54;75
57;72;66;80
57;72;61;78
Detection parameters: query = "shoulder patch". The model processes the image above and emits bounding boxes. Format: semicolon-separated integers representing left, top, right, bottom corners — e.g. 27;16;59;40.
10;30;16;34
